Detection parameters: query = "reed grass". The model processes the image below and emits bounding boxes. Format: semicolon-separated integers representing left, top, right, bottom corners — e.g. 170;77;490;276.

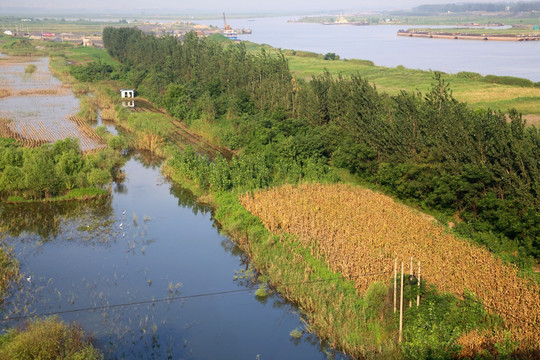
0;246;19;300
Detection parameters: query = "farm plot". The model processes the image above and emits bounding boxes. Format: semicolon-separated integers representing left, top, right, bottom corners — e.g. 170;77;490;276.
240;183;540;351
0;55;104;152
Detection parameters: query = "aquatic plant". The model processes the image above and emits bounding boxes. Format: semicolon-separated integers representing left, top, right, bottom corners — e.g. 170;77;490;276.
24;64;37;74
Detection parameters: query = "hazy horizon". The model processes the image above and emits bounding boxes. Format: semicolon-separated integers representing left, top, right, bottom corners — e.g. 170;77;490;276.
0;0;518;16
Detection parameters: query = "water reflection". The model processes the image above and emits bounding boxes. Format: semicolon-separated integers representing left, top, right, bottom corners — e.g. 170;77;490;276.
170;185;212;216
0;197;113;240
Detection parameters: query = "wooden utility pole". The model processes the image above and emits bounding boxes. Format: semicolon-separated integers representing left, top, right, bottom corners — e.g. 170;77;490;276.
394;258;397;313
399;262;404;343
417;261;421;306
409;257;413;308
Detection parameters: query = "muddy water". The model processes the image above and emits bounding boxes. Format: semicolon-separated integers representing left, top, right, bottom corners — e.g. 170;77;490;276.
0;57;347;359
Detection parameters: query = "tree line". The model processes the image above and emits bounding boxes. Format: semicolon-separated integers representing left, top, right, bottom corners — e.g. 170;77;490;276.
98;27;539;262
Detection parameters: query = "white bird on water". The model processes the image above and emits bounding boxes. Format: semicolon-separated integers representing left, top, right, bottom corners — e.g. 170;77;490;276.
122;209;126;215
119;223;123;228
26;276;31;283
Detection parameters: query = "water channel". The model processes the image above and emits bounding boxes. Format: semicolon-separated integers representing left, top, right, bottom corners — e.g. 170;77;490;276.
0;56;347;359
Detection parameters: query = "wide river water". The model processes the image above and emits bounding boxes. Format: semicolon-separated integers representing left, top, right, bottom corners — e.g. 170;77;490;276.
196;16;540;81
0;56;346;359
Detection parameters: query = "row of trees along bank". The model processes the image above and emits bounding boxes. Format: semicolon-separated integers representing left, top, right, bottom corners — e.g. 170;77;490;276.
97;27;540;266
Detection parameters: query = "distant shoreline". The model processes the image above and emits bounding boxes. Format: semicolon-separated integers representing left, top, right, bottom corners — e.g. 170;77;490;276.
398;29;540;41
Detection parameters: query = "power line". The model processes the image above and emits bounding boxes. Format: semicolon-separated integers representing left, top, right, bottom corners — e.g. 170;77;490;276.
0;271;388;323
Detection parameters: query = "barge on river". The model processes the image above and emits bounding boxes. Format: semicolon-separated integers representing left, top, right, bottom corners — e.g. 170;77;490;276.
397;29;540;41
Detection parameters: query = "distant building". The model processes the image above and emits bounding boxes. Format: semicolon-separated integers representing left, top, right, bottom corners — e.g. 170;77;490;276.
120;89;135;98
83;38;94;47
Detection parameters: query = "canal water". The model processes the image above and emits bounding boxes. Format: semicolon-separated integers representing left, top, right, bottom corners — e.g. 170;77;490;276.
0;56;347;359
195;16;540;81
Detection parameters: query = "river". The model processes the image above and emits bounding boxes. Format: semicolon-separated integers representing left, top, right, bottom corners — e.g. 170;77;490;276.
195;16;540;81
0;55;346;359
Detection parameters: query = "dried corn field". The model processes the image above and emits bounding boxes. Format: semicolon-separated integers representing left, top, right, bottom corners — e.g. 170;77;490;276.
240;183;540;350
0;55;104;152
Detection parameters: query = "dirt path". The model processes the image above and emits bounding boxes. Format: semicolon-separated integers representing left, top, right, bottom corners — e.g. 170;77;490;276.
133;98;234;160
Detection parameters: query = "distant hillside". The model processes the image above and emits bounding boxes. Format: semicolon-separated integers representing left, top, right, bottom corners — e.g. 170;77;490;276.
413;1;540;13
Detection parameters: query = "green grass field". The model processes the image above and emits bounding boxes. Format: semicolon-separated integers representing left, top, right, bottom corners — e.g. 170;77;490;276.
65;46;119;66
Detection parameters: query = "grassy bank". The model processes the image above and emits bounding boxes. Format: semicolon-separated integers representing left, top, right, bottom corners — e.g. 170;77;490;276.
240;39;540;122
277;48;540;120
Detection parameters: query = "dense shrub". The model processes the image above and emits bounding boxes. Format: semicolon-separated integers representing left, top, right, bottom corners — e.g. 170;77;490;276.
400;287;504;360
0;138;123;199
483;74;535;87
70;61;116;82
0;317;102;359
456;71;483;80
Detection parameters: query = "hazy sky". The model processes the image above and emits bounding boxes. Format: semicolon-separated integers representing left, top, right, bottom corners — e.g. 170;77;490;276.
0;0;507;13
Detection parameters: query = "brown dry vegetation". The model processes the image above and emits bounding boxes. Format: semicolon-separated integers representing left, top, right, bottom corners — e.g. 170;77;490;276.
0;88;13;98
17;88;66;96
0;87;68;98
240;183;540;352
524;114;540;127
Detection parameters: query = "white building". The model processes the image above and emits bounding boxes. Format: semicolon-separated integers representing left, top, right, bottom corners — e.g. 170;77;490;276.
120;89;135;98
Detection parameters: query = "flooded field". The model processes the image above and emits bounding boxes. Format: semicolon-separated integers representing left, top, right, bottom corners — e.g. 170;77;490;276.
0;55;104;151
0;55;346;359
